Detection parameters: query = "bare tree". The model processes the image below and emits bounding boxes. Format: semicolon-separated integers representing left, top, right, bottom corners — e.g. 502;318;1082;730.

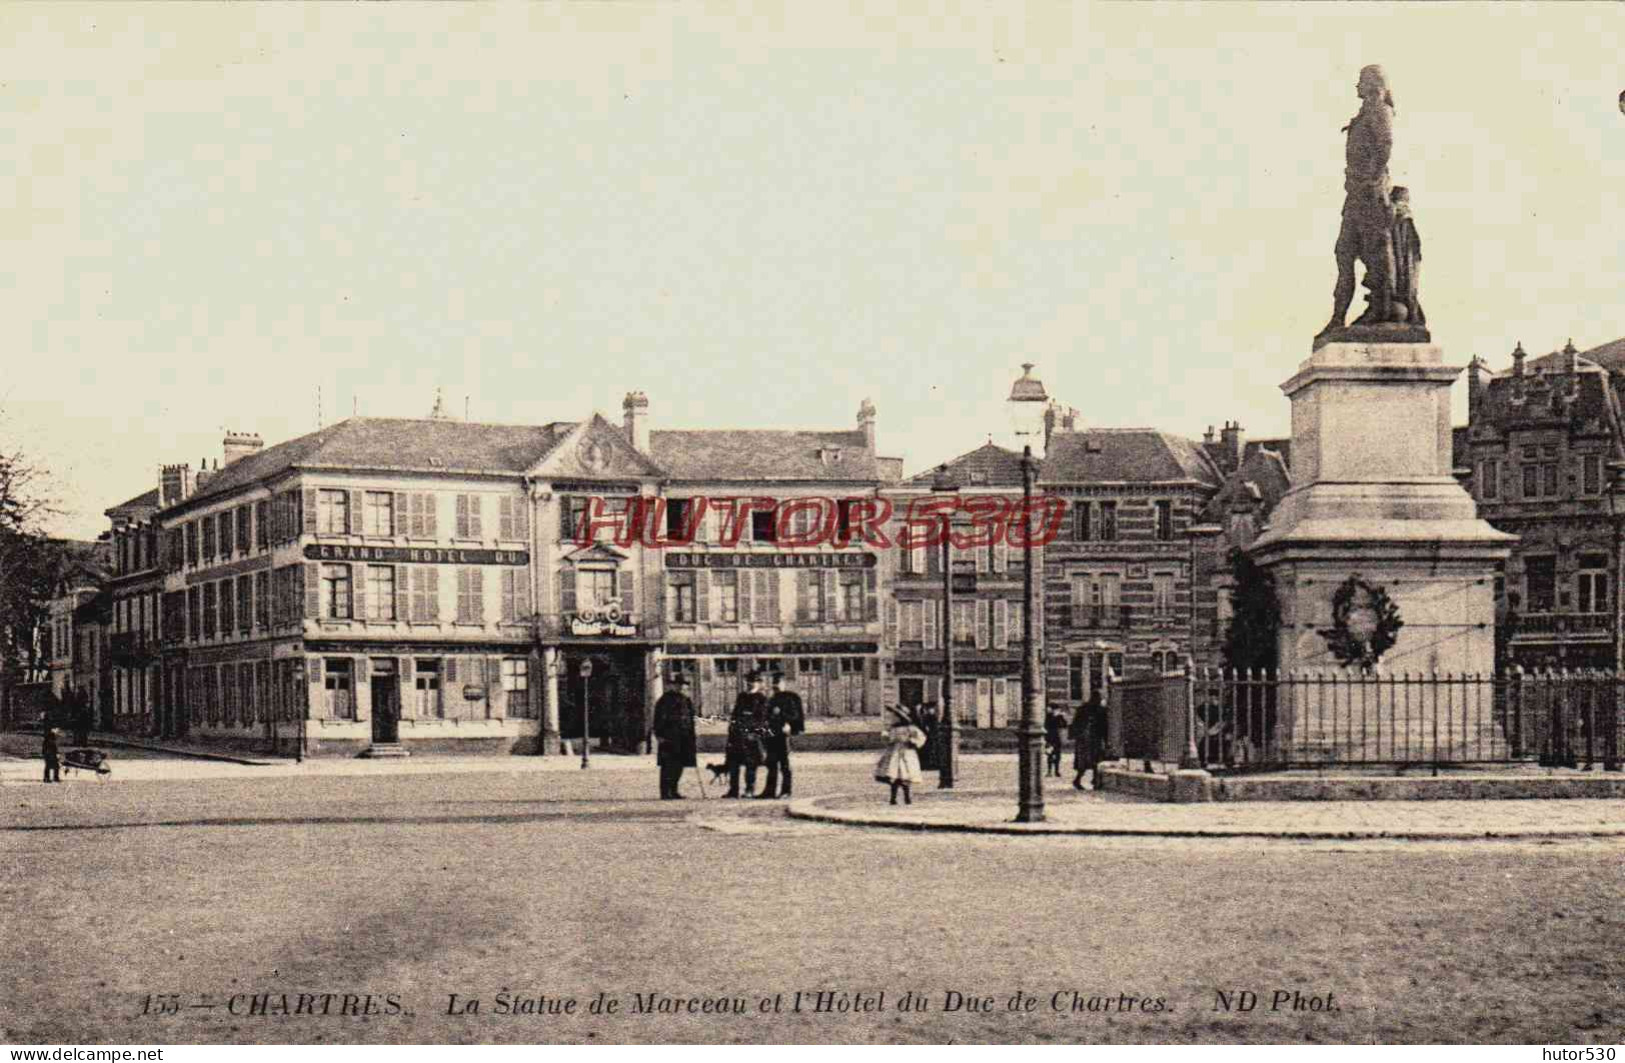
0;427;64;702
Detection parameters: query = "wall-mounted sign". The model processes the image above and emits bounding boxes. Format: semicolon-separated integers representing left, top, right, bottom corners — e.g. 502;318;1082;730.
570;617;638;637
664;552;876;570
463;685;486;701
665;641;879;656
305;544;530;566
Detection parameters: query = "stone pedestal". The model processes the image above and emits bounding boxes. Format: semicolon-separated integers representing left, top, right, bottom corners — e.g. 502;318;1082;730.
1251;342;1514;679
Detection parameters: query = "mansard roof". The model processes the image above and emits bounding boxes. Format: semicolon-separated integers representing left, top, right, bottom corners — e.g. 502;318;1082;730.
168;417;576;513
905;442;1030;487
650;429;879;482
1040;429;1223;488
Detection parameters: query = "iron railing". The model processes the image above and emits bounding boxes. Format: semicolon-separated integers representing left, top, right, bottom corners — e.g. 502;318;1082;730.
1110;668;1624;773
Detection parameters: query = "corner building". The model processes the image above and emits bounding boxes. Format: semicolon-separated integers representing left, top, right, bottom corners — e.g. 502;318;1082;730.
153;394;900;755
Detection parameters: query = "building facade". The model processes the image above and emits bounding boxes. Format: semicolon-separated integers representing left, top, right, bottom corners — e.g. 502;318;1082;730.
1465;338;1625;671
146;394;899;755
1039;428;1224;707
880;443;1036;729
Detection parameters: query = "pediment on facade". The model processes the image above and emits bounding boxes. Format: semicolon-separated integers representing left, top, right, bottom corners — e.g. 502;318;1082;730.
562;542;630;565
529;415;665;481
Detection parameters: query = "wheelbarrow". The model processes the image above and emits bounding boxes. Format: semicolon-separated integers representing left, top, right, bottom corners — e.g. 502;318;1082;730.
61;747;112;778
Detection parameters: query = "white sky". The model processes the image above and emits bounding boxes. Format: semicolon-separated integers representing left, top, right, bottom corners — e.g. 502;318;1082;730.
4;2;1623;539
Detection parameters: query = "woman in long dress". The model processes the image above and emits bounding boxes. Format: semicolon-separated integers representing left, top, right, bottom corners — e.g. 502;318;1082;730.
875;708;926;805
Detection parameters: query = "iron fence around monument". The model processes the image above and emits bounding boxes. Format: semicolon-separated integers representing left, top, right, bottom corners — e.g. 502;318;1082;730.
1110;669;1623;772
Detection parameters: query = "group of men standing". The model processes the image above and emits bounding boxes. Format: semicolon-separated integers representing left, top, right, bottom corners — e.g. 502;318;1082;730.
650;669;804;800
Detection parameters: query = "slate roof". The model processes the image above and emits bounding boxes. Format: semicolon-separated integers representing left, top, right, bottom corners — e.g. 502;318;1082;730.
1200;447;1292;524
907;442;1030;487
172;417;577;512
105;487;160;518
649;429;880;482
1477;363;1620;435
1040;430;1223;487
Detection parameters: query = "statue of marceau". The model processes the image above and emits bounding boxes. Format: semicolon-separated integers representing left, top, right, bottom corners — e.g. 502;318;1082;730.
1317;65;1425;340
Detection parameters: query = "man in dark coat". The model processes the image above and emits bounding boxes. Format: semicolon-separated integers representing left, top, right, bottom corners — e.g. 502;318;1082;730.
913;703;941;772
725;671;771;798
762;671;805;799
1069;692;1106;791
42;726;61;784
651;675;697;800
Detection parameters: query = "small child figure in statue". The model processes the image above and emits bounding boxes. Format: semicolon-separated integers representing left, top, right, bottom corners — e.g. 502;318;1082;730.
875;708;926;805
1389;186;1424;326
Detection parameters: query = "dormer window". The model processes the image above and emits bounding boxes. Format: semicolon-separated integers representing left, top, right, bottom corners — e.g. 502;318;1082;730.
818;447;843;465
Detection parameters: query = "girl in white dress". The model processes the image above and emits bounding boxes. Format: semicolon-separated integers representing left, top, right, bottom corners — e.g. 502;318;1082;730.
874;708;926;805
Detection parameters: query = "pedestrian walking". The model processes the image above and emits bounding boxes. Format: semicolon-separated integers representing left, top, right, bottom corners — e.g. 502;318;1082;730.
762;671;805;799
651;675;697;800
914;702;941;773
42;726;61;784
1044;706;1067;778
874;708;925;805
1070;691;1106;791
725;671;770;799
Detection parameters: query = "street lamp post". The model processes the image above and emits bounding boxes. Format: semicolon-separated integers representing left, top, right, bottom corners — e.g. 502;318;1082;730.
292;659;306;764
1017;446;1045;822
933;465;958;790
580;658;593;770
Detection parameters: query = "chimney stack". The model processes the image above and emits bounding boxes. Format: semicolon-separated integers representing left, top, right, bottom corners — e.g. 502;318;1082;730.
622;391;650;452
1564;338;1580;374
1203;425;1217;444
1220;420;1246;469
158;463;196;507
856;397;877;451
1467;356;1488;426
222;430;263;467
1511;341;1527;377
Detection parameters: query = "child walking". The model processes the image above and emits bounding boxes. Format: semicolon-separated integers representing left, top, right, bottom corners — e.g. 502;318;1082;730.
875;708;926;805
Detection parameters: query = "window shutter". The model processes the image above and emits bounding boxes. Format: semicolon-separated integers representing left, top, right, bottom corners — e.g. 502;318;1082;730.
302;489;317;535
867;658;880;681
976;540;989;573
308;658;324;719
348;490;362;534
399;656;414;717
795;571;809;621
822;571;837;620
560;565;576;616
994;599;1008;649
976;600;990;649
865;568;879;621
456;495;469;539
498;498;512;540
697;570;711;622
516;496;530;539
737;569;753;622
488;656;506;717
393;492;408;536
424;494;438;537
500;570;515;623
469;496;482;539
353;565;367;620
300;564;316;619
765;570;780;622
924;599;938;650
392;567;408;623
975;677;991;727
559;496;574;539
926;541;940;577
620;567;634;619
885;598;898;648
993;678;1008;728
994;537;1007;573
444;657;460;717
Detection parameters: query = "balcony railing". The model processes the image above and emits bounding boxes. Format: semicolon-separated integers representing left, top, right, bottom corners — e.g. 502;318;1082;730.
1515;611;1611;637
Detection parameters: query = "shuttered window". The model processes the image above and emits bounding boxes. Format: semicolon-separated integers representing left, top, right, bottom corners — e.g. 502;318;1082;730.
456;568;485;623
407;494;438;538
455;494;484;539
500;569;531;623
498;496;530;540
410;567;440;622
321;564;353;619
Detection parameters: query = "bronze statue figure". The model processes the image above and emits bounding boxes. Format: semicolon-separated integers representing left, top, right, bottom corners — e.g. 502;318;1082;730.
1318;65;1404;339
1389;186;1424;326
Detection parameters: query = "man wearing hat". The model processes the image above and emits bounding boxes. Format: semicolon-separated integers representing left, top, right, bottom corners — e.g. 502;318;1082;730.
725;670;771;798
652;673;698;799
762;670;805;799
